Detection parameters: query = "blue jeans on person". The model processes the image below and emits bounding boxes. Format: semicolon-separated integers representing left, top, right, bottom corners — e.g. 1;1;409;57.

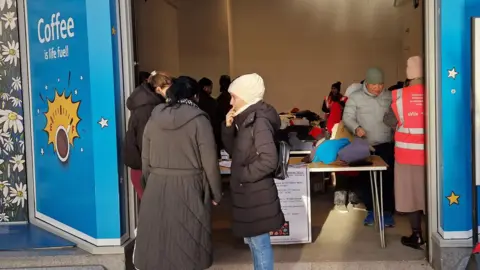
244;233;274;270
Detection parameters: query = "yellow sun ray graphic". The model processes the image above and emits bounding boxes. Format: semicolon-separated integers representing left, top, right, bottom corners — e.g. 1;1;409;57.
43;90;81;162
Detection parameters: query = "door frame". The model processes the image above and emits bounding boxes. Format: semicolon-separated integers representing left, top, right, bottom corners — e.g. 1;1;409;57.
17;0;130;254
424;0;440;263
117;0;138;239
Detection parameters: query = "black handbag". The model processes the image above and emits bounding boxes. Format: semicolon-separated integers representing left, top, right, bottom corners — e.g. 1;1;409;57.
250;126;291;180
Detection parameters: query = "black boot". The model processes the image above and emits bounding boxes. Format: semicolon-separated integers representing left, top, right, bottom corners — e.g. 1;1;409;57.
401;231;425;250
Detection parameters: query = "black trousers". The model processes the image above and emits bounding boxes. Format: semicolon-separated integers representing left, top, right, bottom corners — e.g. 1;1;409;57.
357;142;395;213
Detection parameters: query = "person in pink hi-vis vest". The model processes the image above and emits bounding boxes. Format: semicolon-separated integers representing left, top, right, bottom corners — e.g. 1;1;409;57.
384;56;425;249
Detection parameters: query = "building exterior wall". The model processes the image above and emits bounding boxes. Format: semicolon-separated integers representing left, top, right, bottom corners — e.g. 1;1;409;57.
437;0;480;239
0;0;27;224
3;0;480;267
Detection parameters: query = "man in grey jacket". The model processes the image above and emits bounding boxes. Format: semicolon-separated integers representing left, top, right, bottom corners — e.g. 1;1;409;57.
343;67;396;227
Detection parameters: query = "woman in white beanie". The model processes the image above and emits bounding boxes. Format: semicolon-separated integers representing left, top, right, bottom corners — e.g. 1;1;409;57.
222;73;284;270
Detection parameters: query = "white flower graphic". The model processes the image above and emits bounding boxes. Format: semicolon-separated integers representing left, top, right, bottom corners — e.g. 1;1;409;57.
9;182;26;208
0;92;9;101
9;155;24;172
0;213;9;222
0;0;13;11
9;96;21;107
2;40;19;66
1;11;16;30
2;197;11;208
0;109;23;133
11;76;20;91
0;179;9;197
0;131;9;145
18;139;24;152
3;136;12;152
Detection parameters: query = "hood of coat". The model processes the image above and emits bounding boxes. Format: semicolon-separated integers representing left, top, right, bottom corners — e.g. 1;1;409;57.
126;82;164;111
236;101;281;131
150;103;207;130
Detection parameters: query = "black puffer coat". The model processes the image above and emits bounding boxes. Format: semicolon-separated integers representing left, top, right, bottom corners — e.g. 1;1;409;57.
222;101;285;238
123;82;164;169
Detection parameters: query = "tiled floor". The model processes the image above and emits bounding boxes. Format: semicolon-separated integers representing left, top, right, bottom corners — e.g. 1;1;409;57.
124;181;428;269
210;188;426;266
0;224;75;251
207;261;432;270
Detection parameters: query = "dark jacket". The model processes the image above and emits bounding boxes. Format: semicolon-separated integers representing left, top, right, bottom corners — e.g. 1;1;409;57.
198;90;220;153
222;101;285;237
134;103;222;270
216;91;232;151
123;82;164;169
216;91;232;122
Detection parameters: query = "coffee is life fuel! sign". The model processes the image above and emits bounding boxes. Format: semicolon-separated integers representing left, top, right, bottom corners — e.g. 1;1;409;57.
25;0;99;238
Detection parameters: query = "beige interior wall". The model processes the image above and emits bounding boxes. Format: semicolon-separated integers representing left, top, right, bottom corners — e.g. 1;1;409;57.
398;0;424;79
134;0;180;75
177;0;230;95
230;0;404;112
135;0;423;112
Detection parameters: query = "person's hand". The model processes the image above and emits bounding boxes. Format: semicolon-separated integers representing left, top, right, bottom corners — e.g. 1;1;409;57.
355;127;366;137
226;109;235;127
212;201;218;206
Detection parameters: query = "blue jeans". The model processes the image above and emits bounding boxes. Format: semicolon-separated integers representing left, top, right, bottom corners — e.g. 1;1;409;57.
244;233;274;270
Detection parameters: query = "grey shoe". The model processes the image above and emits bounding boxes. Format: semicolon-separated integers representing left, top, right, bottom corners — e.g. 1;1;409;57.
334;191;348;206
348;191;360;205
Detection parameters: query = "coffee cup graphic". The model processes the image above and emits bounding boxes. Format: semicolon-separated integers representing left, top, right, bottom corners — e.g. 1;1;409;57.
55;125;70;162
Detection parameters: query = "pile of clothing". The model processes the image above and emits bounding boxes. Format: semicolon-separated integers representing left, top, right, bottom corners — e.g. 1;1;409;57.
302;127;372;166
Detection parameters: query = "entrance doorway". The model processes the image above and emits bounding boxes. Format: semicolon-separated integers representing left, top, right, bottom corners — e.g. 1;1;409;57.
126;0;428;267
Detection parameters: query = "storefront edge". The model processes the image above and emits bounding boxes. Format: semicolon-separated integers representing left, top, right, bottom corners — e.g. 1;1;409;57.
428;0;480;269
437;0;480;240
16;0;130;254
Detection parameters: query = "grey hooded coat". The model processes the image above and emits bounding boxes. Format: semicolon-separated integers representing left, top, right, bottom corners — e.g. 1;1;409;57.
134;103;222;270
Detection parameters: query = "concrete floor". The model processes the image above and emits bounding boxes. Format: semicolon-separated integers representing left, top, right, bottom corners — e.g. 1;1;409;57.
209;188;428;269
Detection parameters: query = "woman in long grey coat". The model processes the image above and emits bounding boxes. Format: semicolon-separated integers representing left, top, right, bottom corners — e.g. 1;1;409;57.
134;76;223;270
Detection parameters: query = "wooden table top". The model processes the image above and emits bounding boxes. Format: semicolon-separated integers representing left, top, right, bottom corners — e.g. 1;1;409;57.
289;155;388;172
219;155;387;175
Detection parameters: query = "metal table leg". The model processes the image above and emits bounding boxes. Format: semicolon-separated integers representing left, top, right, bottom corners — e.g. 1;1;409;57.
369;171;378;231
372;170;386;248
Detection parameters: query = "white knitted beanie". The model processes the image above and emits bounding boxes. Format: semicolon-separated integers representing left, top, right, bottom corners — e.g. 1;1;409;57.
228;73;265;104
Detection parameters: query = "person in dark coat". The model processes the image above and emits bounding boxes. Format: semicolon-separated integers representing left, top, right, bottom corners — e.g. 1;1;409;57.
222;73;284;270
138;71;151;86
198;77;221;155
198;77;217;122
216;75;232;152
216;75;232;121
134;76;223;270
123;71;171;200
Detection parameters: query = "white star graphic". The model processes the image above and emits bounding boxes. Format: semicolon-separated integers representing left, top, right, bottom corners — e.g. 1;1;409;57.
40;148;44;155
98;118;109;128
80;76;83;80
45;85;48;90
57;78;60;82
37;109;40;114
74;89;78;95
80;148;84;152
448;68;458;79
